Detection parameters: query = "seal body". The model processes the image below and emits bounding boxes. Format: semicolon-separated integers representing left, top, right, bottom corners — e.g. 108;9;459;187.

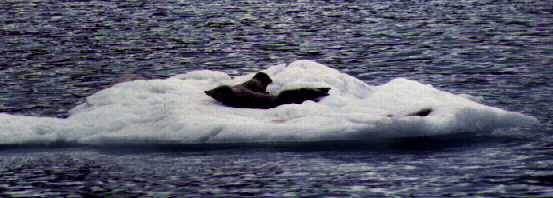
204;72;330;109
276;88;330;104
205;85;278;108
205;72;278;108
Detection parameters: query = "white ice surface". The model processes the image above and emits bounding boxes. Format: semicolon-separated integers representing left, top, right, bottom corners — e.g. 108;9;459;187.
0;60;538;144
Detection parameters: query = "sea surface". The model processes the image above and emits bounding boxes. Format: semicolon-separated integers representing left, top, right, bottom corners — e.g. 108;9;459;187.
1;0;552;197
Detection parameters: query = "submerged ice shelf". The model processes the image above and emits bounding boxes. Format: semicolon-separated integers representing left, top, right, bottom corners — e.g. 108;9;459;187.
0;60;538;144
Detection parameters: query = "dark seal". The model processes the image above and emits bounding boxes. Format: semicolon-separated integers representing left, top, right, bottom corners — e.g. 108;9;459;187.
241;72;273;93
204;72;330;109
407;108;433;116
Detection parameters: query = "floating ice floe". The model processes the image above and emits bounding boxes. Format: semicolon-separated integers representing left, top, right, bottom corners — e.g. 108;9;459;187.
0;60;538;144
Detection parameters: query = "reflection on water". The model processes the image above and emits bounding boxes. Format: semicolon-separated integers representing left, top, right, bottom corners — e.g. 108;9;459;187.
0;140;552;197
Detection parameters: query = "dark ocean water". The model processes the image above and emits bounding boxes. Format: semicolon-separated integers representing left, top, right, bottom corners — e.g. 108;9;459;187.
1;0;552;197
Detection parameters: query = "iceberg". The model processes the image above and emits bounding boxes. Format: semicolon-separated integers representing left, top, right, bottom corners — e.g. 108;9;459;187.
0;60;538;144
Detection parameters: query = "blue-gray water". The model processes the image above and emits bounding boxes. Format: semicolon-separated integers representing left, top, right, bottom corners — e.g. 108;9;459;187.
1;0;552;197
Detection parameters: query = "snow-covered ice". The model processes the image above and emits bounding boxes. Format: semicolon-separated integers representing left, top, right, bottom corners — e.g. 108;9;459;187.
0;60;538;144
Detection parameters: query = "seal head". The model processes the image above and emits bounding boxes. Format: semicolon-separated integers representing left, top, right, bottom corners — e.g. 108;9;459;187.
241;72;272;93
